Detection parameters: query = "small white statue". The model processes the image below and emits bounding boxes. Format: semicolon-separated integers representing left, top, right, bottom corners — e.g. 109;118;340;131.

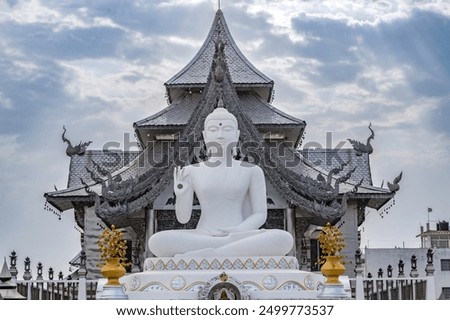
148;108;293;257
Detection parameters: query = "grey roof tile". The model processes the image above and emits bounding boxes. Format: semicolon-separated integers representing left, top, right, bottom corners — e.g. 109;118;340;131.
277;147;391;196
135;91;304;128
134;93;198;128
301;148;373;186
239;92;304;126
48;142;164;200
67;150;140;188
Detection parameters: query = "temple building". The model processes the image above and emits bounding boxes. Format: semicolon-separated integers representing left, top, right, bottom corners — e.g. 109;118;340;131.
44;9;398;278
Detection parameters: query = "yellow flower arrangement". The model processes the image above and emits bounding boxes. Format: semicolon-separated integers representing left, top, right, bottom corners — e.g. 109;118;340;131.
98;225;130;267
318;222;345;260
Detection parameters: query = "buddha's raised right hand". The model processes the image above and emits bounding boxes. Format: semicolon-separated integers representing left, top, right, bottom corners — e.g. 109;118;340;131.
173;166;191;196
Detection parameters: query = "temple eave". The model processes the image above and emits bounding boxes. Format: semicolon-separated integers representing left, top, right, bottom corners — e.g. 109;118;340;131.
134;91;305;130
44;194;88;212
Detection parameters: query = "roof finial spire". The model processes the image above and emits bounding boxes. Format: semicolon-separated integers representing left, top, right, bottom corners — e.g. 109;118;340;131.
218;0;221;10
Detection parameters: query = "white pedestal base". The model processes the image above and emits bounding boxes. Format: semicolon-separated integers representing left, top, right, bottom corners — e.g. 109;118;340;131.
104;256;351;300
100;285;129;300
318;283;349;300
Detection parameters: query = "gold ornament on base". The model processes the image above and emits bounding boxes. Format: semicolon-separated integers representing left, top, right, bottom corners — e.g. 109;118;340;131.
317;222;348;299
318;222;346;283
98;225;130;286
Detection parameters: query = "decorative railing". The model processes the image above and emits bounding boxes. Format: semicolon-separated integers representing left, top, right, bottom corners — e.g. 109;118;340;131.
350;277;429;300
1;248;438;300
350;248;437;300
16;280;98;300
0;250;97;300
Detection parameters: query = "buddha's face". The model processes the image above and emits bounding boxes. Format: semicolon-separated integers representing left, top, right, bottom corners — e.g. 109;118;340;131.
203;118;240;156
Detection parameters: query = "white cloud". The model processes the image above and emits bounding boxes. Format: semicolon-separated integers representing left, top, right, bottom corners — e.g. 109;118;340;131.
163;35;203;47
55;57;174;131
1;0;124;32
157;0;210;8
1;0;78;27
259;56;323;107
240;38;264;53
387;129;450;167
58;58;170;103
126;30;155;47
0;37;42;82
234;0;450;27
360;66;409;94
259;48;449;177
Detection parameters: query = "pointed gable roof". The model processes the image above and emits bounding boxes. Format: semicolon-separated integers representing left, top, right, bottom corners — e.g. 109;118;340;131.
0;259;11;280
165;9;274;102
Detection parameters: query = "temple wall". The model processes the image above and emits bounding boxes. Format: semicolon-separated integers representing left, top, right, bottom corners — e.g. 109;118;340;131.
83;206;138;279
337;201;359;277
83;205;103;279
153;182;177;210
266;180;288;209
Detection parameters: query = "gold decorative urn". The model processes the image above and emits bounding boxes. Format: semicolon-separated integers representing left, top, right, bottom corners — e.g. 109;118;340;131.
321;255;346;284
318;222;348;299
101;257;126;286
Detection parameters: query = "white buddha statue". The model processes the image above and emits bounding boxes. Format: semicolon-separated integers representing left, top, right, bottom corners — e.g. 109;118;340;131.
148;107;293;257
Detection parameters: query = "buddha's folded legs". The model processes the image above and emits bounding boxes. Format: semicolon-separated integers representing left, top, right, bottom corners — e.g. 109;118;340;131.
148;229;293;257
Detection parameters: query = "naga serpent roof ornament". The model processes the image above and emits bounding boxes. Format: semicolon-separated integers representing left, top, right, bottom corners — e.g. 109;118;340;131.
387;171;403;192
347;123;374;156
62;126;92;157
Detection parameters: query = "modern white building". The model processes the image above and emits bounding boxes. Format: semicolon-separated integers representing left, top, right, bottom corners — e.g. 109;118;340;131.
365;221;450;299
418;221;450;249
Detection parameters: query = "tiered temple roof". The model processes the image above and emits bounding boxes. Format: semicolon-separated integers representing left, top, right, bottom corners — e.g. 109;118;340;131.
134;10;304;147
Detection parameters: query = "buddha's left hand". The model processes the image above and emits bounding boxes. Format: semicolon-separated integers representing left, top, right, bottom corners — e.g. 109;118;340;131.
217;226;243;234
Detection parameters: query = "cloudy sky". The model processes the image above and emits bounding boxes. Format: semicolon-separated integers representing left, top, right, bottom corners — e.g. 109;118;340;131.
1;0;449;277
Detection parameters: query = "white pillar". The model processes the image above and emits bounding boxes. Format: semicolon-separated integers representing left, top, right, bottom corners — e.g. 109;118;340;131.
425;249;436;300
145;208;155;258
77;251;87;300
78;278;86;300
425;260;436;300
355;273;364;300
27;283;31;300
286;207;296;257
38;282;43;300
425;275;436;300
339;202;358;277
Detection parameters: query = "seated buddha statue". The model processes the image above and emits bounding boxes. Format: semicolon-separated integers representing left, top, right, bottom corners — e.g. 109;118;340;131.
148;107;293;257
